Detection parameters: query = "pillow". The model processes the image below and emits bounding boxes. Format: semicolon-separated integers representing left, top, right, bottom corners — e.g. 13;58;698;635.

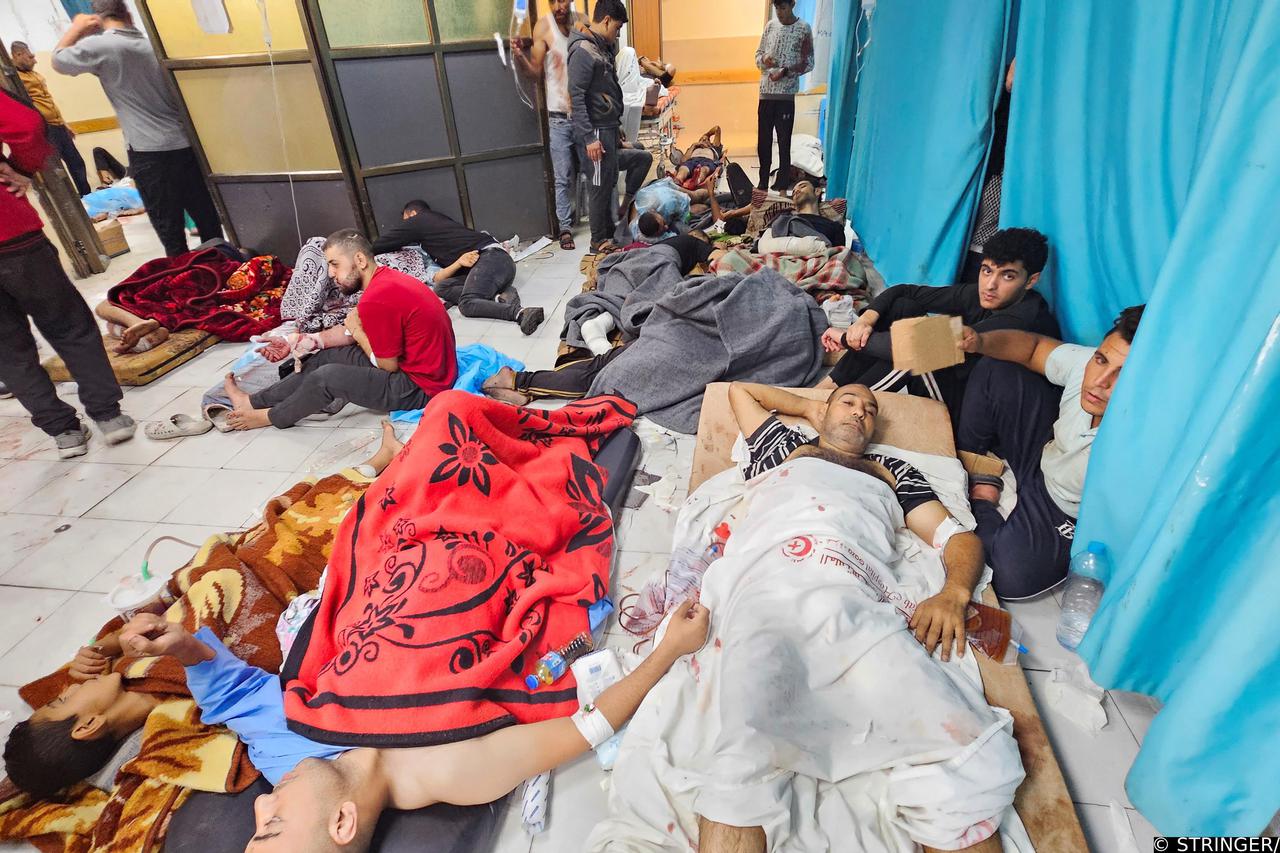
756;234;832;257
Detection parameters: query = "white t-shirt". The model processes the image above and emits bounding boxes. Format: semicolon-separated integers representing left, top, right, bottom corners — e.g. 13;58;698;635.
1040;344;1098;517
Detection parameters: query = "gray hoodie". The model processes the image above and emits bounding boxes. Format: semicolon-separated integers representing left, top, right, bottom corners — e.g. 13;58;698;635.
567;29;624;147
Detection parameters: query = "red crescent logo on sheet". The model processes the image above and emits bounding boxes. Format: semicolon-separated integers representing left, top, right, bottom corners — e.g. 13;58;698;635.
783;536;814;561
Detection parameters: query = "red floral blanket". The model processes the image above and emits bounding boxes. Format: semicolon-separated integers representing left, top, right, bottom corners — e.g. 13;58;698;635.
281;391;636;746
106;248;289;341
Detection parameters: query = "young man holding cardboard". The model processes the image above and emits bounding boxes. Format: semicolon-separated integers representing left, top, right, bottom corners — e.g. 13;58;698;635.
817;228;1060;417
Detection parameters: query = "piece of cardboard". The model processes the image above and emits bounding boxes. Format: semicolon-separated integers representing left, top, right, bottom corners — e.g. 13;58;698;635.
959;450;1006;479
94;218;130;258
891;314;964;375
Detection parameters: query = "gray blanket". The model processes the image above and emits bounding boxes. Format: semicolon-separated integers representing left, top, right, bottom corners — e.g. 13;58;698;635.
562;245;684;347
587;267;828;433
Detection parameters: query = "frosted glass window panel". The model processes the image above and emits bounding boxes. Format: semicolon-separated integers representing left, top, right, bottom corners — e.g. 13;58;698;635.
147;0;307;59
335;56;451;168
366;168;463;234
175;65;340;174
317;0;431;48
220;180;356;259
433;0;508;43
445;51;541;154
464;155;549;240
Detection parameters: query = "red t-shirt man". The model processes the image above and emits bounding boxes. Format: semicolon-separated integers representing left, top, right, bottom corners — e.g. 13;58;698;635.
357;267;458;395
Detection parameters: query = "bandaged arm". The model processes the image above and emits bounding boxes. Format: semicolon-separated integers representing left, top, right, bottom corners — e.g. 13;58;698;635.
907;501;984;598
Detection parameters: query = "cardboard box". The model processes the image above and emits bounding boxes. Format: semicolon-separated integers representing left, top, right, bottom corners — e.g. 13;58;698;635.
891;314;964;375
94;218;130;258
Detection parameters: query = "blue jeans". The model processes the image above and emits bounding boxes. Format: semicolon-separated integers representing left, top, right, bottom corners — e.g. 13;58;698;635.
548;115;578;233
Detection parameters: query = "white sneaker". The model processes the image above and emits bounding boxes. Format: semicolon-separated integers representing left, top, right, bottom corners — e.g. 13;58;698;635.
95;413;137;445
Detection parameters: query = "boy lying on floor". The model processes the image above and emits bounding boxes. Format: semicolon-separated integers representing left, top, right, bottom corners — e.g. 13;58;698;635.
1;473;371;846
117;600;709;853
586;382;1024;852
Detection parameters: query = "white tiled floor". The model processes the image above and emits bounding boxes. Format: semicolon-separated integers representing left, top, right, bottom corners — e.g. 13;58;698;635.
0;213;1164;852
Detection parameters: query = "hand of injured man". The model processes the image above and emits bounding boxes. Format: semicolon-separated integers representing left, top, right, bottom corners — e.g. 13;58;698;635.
120;613;214;667
909;585;970;662
657;598;711;657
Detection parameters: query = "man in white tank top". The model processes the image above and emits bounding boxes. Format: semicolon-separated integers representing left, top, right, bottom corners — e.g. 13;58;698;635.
517;0;580;249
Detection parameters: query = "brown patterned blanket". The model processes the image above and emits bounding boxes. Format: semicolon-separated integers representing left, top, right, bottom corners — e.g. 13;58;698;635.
0;472;371;853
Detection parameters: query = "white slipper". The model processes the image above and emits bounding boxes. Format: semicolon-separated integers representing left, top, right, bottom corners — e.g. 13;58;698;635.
145;414;213;441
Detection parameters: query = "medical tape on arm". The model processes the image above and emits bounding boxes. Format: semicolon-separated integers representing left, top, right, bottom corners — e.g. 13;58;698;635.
932;516;968;551
571;703;616;748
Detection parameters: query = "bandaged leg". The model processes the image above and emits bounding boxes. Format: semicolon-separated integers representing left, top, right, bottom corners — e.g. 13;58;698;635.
580;312;617;355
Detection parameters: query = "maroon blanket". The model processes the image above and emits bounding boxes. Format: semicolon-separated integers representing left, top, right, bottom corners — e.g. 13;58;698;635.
281;392;636;747
106;248;289;341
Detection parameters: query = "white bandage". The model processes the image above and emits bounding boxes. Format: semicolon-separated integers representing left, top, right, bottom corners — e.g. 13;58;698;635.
571;703;616;749
932;516;968;550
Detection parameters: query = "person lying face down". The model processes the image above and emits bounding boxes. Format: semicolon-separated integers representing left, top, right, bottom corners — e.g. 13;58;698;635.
117;601;710;853
729;381;986;659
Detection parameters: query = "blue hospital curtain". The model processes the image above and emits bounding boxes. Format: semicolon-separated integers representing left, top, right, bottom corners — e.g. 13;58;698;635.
822;1;859;203
1003;0;1280;835
832;0;1010;284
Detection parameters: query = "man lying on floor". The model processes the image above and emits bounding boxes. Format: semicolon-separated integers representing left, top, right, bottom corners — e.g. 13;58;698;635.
586;382;1024;853
223;229;457;430
484;234;719;403
708;179;844;247
117;599;708;852
955;304;1144;598
371;199;545;333
818;227;1058;417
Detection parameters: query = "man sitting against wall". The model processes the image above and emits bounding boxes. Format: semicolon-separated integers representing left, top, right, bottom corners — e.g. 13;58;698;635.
371;200;545;335
817;228;1059;416
955;305;1145;598
222;230;457;430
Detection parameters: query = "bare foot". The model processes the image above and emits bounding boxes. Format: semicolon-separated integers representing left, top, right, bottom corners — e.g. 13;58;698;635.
115;319;161;354
226;407;272;431
362;420;405;475
224;373;252;410
482;366;532;405
223;373;271;430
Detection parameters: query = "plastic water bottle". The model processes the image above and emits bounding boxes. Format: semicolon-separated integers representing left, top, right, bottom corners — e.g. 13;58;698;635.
525;632;593;690
1056;541;1109;651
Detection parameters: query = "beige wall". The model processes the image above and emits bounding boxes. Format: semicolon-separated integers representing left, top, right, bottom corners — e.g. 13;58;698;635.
660;0;769;156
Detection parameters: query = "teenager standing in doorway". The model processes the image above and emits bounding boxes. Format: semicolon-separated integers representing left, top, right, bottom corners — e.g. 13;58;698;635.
754;0;814;193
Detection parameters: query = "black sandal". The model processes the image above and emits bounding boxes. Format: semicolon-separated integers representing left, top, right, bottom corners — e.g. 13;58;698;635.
559;230;575;250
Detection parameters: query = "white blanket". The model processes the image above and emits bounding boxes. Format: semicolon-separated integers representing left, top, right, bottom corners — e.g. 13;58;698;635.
586;452;1032;852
